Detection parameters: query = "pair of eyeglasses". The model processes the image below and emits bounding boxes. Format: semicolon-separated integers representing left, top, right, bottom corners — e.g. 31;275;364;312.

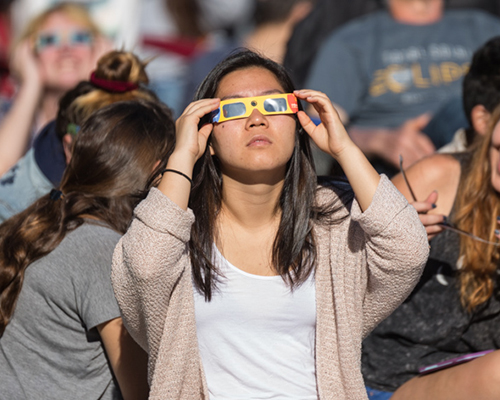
35;30;93;52
210;93;299;123
399;155;500;246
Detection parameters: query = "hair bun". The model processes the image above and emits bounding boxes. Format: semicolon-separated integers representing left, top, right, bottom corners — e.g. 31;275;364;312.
93;51;149;85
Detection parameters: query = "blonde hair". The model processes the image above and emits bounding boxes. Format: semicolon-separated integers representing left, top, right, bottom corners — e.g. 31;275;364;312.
454;104;500;311
67;51;155;125
18;3;101;46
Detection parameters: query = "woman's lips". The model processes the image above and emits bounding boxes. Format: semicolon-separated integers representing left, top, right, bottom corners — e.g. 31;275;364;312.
247;135;272;146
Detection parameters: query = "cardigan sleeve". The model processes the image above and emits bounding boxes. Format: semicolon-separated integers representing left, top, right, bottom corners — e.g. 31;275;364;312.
111;187;195;352
349;175;429;337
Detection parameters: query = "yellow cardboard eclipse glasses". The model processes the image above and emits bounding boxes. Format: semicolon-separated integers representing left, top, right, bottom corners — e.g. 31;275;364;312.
210;93;299;123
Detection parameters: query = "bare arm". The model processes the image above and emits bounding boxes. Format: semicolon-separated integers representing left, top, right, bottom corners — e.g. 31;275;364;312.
392;153;461;240
307;102;435;170
0;40;43;175
97;317;149;400
348;114;436;169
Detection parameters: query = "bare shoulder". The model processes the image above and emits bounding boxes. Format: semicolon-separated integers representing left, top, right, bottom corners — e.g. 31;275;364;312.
392;153;461;215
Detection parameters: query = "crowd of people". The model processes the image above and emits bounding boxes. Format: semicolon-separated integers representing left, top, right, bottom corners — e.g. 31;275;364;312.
0;1;500;399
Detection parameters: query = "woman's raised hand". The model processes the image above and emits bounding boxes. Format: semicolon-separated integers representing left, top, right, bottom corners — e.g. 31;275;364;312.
10;39;43;92
294;89;380;212
294;89;353;159
159;99;220;210
173;99;220;165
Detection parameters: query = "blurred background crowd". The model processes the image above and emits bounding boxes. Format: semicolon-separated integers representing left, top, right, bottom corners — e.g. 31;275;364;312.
1;0;500;180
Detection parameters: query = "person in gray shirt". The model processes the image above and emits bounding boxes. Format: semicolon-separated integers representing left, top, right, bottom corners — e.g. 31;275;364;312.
0;99;175;400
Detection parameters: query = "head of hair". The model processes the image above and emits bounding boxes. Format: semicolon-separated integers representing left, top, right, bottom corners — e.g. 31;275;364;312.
18;2;101;46
190;49;346;300
55;50;158;141
454;103;500;311
0;99;175;336
463;36;500;128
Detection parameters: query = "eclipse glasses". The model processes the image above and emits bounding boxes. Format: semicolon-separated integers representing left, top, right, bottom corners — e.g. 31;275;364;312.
35;30;93;52
210;93;299;123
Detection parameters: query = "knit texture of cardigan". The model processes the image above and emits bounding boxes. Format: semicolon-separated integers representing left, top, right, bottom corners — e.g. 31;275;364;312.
111;175;429;400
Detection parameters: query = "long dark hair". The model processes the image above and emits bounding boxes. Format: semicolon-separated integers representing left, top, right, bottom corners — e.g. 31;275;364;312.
190;49;350;300
0;99;175;335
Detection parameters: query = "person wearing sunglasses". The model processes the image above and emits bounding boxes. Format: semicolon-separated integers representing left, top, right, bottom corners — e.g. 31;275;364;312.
0;3;111;177
0;50;159;224
111;50;429;399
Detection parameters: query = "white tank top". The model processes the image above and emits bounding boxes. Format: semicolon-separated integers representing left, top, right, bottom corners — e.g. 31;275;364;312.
193;247;317;400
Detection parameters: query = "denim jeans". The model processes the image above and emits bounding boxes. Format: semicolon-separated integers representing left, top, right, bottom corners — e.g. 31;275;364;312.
366;385;393;400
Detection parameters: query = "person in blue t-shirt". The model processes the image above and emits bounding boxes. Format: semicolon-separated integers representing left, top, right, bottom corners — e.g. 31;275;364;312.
306;0;500;176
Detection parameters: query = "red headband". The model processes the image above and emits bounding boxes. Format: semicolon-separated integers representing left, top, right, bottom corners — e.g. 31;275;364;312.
90;71;139;93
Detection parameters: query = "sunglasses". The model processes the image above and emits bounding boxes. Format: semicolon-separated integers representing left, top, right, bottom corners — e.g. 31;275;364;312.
35;30;93;52
399;155;500;246
210;93;299;123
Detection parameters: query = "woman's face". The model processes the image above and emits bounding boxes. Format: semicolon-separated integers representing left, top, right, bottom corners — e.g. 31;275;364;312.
35;12;96;91
489;120;500;192
210;66;297;180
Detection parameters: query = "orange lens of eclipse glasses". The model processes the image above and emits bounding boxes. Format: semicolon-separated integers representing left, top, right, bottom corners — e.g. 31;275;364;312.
210;93;299;123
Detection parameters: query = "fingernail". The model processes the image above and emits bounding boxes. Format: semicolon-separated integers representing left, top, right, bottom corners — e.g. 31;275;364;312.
443;215;448;223
495;229;500;235
497;216;500;222
431;203;437;209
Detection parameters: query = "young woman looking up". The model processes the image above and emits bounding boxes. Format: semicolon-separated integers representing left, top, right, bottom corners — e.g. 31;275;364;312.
0;100;176;400
112;50;429;400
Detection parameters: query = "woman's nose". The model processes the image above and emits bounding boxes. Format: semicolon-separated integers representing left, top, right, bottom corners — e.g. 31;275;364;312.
245;109;268;129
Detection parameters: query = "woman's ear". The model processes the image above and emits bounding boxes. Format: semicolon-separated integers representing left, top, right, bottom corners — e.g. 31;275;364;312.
152;159;161;172
209;142;215;156
471;104;491;136
62;134;74;164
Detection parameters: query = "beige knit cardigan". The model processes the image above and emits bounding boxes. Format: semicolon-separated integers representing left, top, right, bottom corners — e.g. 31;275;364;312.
111;175;429;400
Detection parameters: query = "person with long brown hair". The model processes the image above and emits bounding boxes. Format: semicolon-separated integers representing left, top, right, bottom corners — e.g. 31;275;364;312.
0;99;175;399
362;104;500;400
111;50;429;399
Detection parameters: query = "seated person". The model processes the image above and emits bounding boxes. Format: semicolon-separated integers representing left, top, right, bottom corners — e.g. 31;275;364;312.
362;109;500;399
0;99;175;399
438;36;500;152
305;0;500;175
0;50;159;223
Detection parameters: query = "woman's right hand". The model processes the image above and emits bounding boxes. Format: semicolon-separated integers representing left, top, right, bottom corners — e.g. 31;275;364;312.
172;98;220;165
159;99;220;210
10;39;43;91
412;191;445;241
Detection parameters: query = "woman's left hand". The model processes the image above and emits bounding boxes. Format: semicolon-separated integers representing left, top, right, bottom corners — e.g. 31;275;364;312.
294;89;353;159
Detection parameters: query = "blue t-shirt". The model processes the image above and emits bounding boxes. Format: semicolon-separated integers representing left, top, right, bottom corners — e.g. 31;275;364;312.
306;9;500;128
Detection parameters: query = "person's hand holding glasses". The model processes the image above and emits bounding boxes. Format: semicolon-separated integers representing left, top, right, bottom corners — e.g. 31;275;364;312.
399;155;500;246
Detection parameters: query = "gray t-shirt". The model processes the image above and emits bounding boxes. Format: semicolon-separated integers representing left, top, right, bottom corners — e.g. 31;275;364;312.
306;9;500;128
0;223;123;400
